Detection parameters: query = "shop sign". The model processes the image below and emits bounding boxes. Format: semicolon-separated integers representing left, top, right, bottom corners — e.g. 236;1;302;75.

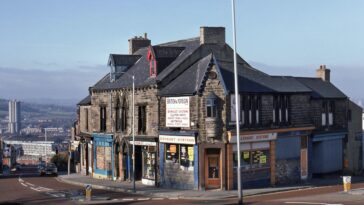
166;97;190;127
230;133;277;143
159;135;196;145
129;141;156;146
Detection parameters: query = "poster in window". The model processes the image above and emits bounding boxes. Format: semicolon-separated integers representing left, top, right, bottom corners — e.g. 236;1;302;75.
243;152;249;159
188;146;194;161
96;146;105;170
170;145;177;153
260;155;267;164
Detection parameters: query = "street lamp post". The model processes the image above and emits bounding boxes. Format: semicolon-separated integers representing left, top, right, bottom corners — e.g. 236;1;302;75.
231;0;243;204
132;75;136;193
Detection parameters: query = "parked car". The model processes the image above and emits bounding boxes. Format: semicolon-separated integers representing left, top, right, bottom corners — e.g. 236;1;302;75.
39;163;58;176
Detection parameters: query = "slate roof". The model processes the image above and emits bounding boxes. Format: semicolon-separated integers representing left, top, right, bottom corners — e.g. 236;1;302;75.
91;37;200;91
77;95;91;106
158;42;312;96
108;54;141;67
295;77;347;98
158;54;213;96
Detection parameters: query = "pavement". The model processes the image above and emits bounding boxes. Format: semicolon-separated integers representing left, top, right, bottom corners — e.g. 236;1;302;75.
56;173;364;200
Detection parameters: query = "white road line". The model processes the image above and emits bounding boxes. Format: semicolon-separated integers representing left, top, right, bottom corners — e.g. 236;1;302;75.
30;187;41;192
169;197;179;200
137;198;150;201
26;182;35;186
122;198;134;201
152;198;164;200
20;183;28;187
37;187;53;191
285;202;343;205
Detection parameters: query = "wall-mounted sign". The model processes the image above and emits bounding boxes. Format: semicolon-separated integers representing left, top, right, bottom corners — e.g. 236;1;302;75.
230;133;277;143
129;141;156;146
159;135;196;145
166;97;190;127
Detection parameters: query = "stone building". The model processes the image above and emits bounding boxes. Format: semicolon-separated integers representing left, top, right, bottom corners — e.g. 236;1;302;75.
73;26;358;190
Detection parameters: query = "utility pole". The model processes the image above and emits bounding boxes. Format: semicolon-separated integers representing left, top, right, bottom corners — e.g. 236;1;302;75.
231;0;243;204
132;75;136;193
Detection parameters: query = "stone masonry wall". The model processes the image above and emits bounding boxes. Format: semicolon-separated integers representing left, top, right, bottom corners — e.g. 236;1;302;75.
162;161;194;189
275;158;301;185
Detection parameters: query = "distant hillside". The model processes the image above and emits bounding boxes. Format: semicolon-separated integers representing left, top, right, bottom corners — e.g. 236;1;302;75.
0;98;76;119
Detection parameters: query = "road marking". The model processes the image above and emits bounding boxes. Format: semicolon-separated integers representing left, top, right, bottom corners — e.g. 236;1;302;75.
137;198;150;201
169;197;179;200
152;198;164;200
30;187;41;192
20;183;28;187
26;182;35;186
285;202;343;205
122;198;134;201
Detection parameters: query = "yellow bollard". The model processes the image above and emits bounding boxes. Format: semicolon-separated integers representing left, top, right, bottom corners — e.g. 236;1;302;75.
342;176;351;192
85;184;92;200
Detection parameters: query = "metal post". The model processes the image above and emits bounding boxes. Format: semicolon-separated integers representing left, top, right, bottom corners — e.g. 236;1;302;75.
68;142;71;175
132;75;136;193
45;129;47;164
231;0;243;204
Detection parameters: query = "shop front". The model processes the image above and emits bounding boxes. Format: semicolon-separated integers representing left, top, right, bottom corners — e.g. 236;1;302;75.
228;132;276;189
310;132;346;175
159;131;198;189
92;133;114;179
128;137;157;186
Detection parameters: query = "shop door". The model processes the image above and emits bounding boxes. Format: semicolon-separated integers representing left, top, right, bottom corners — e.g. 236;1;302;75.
205;154;221;189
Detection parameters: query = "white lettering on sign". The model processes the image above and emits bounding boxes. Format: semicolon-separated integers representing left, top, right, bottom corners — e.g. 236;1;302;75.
230;133;277;143
129;141;156;146
159;135;195;145
166;97;190;127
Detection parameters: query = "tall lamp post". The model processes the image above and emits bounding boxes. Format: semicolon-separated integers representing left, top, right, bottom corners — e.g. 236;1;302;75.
231;0;243;204
132;75;136;193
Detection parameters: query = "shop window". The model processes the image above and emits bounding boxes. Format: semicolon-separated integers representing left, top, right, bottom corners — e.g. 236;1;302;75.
165;144;194;170
138;106;147;134
142;147;155;180
233;149;269;170
100;106;107;132
206;99;217;118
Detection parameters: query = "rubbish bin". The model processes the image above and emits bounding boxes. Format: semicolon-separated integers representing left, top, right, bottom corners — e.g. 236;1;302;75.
342;176;351;192
85;184;92;200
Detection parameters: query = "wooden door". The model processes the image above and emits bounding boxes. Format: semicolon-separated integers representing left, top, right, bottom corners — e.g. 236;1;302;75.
205;154;221;189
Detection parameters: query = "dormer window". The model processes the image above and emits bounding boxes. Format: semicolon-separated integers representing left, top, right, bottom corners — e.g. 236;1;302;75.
147;47;157;78
206;92;218;118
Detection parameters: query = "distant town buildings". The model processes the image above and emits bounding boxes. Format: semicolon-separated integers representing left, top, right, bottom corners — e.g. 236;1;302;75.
8;100;21;134
4;140;55;164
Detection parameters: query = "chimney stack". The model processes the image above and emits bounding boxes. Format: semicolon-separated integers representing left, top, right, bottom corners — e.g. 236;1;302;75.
316;65;330;82
200;27;225;45
128;33;151;54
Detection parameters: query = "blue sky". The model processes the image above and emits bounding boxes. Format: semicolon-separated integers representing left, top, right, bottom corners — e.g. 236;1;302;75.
0;0;363;104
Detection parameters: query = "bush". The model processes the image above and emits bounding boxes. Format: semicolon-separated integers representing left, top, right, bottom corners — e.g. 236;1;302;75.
51;152;68;171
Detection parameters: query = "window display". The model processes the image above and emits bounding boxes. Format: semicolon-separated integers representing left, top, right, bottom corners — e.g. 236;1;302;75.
142;147;155;180
165;144;194;170
234;149;269;170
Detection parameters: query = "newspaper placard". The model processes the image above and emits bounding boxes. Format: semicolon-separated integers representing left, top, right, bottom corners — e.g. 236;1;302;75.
166;97;190;127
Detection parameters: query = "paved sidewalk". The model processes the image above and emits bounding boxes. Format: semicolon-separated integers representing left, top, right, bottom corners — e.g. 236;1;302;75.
57;174;315;200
